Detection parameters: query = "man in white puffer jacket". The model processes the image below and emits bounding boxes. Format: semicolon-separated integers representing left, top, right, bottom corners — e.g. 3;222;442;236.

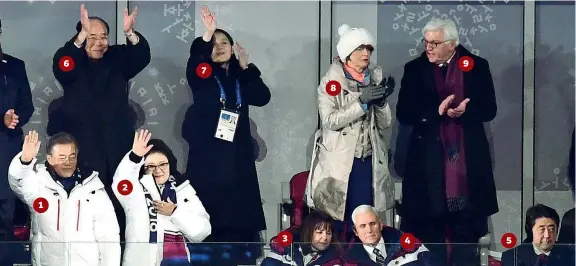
8;130;120;266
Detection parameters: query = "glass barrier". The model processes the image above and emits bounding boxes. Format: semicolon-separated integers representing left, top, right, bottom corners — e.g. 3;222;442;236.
2;241;573;266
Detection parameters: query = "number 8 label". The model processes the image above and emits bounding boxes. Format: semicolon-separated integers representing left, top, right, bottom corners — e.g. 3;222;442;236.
325;80;342;96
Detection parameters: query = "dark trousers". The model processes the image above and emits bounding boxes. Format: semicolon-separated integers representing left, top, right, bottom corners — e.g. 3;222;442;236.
401;211;488;266
335;157;373;242
0;198;15;266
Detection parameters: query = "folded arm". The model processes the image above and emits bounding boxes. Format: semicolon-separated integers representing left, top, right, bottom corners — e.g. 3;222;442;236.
238;64;271;107
116;31;151;80
8;152;41;206
14;61;34;128
111;151;144;208
186;37;215;93
318;76;366;131
52;35;88;85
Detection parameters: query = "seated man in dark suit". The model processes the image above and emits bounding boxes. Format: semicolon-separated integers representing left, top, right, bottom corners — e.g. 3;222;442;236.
502;204;575;266
343;205;437;266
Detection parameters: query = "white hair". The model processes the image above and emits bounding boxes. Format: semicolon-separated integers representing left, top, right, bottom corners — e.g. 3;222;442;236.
351;205;378;225
422;18;460;46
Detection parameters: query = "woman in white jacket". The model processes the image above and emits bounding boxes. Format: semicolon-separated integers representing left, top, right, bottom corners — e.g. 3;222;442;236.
113;130;211;266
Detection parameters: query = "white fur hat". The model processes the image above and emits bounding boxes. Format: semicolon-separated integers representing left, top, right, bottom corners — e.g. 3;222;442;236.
336;24;375;62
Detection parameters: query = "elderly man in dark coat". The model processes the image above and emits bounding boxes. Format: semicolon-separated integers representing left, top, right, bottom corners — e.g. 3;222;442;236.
49;4;150;187
396;18;498;266
49;4;150;243
0;18;34;266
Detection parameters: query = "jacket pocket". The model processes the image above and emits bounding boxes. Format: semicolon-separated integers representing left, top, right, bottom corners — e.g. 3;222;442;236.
320;128;350;152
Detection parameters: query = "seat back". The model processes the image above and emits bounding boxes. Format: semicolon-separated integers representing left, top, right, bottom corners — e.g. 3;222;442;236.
288;171;310;229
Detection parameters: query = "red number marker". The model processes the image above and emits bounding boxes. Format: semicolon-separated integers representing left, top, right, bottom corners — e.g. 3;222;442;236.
33;198;49;214
458;56;474;72
196;63;212;79
400;233;416;250
276;231;293;247
501;232;517;249
58;56;75;72
325;80;342;96
117;180;133;196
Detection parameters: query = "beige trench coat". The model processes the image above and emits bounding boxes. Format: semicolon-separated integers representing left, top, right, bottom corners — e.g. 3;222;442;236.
305;59;394;222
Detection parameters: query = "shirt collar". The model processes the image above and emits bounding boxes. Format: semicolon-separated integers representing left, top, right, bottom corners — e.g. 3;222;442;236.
363;236;386;255
533;244;552;256
438;50;456;67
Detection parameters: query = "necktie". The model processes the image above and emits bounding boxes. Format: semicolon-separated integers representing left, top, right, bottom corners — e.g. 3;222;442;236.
373;248;386;265
536;254;549;266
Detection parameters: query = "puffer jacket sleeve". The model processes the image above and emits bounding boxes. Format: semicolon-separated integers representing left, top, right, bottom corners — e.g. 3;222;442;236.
93;188;121;266
8;152;41;206
317;73;366;131
170;183;211;242
111;150;145;209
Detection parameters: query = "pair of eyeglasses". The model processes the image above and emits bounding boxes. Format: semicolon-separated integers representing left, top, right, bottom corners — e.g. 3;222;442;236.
421;39;452;49
57;155;77;163
145;163;169;173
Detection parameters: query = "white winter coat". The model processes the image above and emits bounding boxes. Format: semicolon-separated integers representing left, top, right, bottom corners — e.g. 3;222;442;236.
306;59;395;222
112;151;212;266
8;152;121;266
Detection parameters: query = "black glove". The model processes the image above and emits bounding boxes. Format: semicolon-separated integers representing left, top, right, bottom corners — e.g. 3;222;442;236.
374;76;396;106
358;84;385;104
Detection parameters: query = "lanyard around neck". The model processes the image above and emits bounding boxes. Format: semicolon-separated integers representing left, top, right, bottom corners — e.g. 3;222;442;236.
214;76;242;110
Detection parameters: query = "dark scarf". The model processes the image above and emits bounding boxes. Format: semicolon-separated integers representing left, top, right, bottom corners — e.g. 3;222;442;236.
45;161;83;196
432;49;469;212
142;175;188;263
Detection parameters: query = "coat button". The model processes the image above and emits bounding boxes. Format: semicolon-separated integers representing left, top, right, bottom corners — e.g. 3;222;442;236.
343;132;347;136
395;261;400;265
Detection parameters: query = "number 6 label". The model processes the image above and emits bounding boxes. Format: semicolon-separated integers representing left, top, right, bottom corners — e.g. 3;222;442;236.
117;180;134;196
58;56;75;72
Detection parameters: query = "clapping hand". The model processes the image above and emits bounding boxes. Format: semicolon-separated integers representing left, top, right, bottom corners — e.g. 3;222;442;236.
132;129;153;157
123;7;138;33
4;109;19;129
200;6;217;33
79;4;90;34
234;43;249;70
374;76;396;106
447;98;470;118
21;130;41;163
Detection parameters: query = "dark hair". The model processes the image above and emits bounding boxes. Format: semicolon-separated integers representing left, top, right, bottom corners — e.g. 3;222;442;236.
46;132;78;155
525;204;560;241
299;211;339;255
75;16;110;34
138;139;184;181
212;28;234;46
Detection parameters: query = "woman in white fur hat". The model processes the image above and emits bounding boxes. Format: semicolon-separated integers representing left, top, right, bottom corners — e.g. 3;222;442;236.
306;24;396;240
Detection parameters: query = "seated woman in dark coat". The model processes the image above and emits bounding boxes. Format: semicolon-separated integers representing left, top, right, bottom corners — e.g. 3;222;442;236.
262;211;343;266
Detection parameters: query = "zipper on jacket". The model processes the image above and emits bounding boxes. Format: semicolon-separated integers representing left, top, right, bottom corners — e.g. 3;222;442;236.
76;200;81;231
57;200;61;231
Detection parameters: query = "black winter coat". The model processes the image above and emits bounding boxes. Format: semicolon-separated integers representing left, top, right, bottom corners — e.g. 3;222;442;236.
396;45;499;219
49;32;151;186
0;53;34;199
182;37;270;232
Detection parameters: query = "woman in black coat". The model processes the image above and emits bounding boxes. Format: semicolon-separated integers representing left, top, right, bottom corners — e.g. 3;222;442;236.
182;6;270;264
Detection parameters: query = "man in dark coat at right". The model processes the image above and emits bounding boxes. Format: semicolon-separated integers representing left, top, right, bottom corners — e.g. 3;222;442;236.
502;204;575;266
396;18;498;266
49;4;150;242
